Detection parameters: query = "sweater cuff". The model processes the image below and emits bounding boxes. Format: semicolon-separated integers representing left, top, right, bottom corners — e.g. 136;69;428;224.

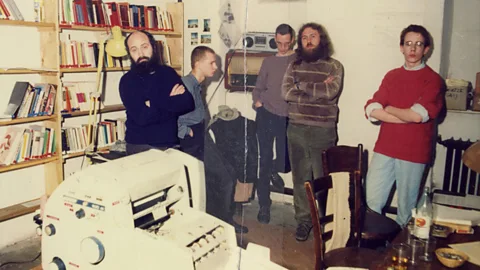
365;102;383;122
411;103;429;123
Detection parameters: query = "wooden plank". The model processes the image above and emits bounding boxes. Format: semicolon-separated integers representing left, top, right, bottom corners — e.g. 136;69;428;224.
63;146;110;160
0;156;59;173
60;65;181;73
0;68;58;74
0;20;54;29
59;25;181;37
0;198;40;223
62;104;125;118
166;2;184;75
0;115;56;127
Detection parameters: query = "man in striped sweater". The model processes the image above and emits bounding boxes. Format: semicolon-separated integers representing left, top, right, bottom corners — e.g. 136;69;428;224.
282;22;344;241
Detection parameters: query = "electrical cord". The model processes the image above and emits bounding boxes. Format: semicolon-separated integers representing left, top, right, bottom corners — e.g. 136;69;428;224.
0;252;41;269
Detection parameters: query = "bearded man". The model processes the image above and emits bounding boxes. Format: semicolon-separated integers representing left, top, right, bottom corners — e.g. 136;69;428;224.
120;30;194;155
281;22;344;241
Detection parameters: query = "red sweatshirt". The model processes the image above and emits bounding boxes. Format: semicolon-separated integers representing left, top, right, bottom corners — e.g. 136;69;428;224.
365;65;444;164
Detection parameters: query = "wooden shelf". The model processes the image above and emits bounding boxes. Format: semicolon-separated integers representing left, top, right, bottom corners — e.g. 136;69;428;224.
0;156;59;173
61;65;182;73
448;110;480;115
0;198;41;223
63;146;110;159
62;104;125;118
0;19;55;29
61;66;129;73
0;115;56;127
0;68;58;74
59;24;182;37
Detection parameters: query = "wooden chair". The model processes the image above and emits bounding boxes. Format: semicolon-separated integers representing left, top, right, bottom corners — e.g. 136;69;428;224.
305;173;382;270
322;144;401;247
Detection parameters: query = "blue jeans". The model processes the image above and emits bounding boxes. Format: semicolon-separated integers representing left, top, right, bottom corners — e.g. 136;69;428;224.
366;152;425;227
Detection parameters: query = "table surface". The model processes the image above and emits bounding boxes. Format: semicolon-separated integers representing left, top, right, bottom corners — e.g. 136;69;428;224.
370;226;480;269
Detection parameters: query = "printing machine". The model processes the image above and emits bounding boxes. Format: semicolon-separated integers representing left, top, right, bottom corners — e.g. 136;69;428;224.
41;149;286;270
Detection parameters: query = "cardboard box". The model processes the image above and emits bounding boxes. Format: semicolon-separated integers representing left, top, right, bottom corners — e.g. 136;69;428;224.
445;79;468;111
472;72;480;111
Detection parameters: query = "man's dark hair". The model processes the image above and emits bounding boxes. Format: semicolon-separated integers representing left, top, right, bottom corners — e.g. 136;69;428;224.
294;22;333;65
400;24;431;48
191;46;215;69
275;23;294;38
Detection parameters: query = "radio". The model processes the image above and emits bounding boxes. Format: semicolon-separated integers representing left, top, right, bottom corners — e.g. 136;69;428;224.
224;49;275;92
243;32;277;52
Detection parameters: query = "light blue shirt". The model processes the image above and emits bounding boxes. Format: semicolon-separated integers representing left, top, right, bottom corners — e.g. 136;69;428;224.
177;73;205;139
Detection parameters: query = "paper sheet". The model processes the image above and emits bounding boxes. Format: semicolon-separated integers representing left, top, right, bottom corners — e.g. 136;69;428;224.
434;203;480;226
449;241;480;266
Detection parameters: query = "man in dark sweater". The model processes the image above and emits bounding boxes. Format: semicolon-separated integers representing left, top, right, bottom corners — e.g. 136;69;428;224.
120;30;194;155
364;25;444;227
282;23;344;241
252;23;295;224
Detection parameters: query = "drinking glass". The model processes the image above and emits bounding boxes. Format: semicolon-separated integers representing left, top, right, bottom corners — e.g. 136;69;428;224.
389;243;411;270
410;239;425;265
420;237;437;262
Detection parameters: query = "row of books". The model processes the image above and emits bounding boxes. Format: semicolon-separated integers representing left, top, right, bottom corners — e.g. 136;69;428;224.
59;38;171;69
59;39;128;69
0;125;56;166
0;82;57;120
61;118;125;154
0;0;44;22
60;0;174;31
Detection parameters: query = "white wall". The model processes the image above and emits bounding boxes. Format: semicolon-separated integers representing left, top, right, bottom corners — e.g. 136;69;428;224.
433;0;480;189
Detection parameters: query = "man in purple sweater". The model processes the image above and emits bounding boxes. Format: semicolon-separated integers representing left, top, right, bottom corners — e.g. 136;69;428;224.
252;24;296;224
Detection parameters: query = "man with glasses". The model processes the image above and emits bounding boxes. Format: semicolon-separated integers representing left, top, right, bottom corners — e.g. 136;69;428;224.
253;23;295;224
364;24;444;227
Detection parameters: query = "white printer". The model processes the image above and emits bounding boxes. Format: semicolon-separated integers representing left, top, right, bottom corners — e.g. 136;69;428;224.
41;149;286;270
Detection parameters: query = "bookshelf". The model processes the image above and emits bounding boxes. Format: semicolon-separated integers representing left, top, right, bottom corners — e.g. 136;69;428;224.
0;0;63;227
0;1;184;231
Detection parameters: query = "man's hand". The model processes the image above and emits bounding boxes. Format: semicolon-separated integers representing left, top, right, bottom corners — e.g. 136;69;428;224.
145;100;150;107
254;101;263;108
189;129;194;137
170;84;185;96
324;75;335;84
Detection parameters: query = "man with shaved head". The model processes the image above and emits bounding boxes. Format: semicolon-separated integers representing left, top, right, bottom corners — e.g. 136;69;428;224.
120;30;194;155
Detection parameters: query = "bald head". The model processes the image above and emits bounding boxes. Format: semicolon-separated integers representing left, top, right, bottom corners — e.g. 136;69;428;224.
125;31;154;64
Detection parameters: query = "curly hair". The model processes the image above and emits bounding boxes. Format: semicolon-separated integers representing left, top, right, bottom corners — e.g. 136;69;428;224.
294;22;333;65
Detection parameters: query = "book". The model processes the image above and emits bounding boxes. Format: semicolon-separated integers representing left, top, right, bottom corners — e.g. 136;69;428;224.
1;81;31;119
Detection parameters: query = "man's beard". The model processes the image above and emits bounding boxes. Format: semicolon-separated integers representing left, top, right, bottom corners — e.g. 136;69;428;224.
299;43;327;63
131;55;158;74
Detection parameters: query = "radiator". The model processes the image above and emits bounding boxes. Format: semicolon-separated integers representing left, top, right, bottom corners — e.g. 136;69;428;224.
438;137;479;195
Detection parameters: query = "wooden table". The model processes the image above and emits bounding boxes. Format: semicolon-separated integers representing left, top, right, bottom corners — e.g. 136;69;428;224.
371;227;480;269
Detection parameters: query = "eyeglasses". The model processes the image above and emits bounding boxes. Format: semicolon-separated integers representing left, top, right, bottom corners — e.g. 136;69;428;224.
404;41;425;48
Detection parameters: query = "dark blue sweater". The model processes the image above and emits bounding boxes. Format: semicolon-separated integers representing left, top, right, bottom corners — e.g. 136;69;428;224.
119;65;194;147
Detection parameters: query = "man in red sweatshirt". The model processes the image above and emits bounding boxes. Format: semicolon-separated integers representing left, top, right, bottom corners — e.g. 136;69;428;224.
364;24;444;227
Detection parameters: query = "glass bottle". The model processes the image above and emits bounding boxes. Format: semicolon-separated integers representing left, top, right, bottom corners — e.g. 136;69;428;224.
414;187;433;239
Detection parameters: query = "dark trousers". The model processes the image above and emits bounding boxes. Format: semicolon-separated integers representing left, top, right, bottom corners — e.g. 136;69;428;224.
204;133;236;223
287;123;337;225
255;107;289;207
179;122;205;161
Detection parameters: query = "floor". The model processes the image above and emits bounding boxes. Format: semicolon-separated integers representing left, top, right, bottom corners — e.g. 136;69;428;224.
0;198;314;270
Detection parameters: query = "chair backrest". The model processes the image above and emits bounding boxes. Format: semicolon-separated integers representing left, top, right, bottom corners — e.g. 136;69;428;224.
322;144;363;176
305;171;362;270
